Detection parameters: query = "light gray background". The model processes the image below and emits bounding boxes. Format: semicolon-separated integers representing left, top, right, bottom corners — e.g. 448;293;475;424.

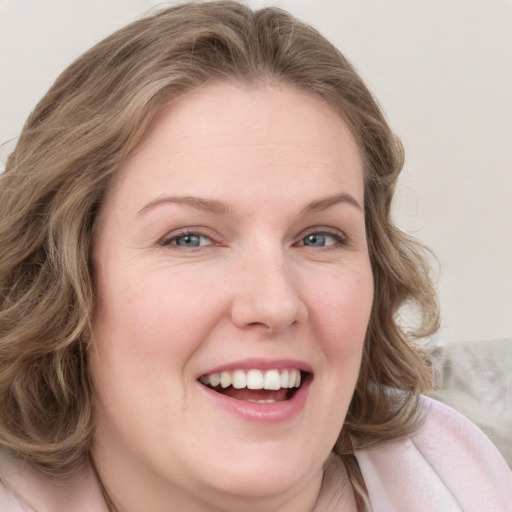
1;0;511;345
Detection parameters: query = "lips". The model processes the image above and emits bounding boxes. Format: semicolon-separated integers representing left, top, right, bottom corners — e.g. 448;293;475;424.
198;366;310;405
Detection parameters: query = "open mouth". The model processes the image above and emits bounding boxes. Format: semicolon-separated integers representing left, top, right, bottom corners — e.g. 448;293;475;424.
198;368;310;403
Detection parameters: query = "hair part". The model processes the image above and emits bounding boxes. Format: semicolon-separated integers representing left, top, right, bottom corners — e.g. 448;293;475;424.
0;0;439;491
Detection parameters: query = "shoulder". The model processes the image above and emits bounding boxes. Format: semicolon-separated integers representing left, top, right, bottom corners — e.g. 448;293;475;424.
0;449;109;512
355;396;512;511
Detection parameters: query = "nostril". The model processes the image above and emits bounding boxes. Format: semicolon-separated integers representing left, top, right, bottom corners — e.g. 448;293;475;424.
247;321;271;329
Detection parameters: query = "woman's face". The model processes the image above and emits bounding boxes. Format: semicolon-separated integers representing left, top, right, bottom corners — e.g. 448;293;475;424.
90;82;373;511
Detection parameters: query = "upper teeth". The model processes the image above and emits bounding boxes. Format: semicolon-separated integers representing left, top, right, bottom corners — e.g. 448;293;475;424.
199;369;301;390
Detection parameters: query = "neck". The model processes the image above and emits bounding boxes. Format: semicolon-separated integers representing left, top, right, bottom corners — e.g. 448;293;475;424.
93;452;358;512
312;453;360;512
92;457;322;512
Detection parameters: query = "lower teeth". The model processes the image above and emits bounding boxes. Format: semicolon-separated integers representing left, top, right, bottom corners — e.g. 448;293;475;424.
246;399;277;404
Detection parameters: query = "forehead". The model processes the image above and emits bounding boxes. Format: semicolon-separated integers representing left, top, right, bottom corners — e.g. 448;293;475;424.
104;81;364;212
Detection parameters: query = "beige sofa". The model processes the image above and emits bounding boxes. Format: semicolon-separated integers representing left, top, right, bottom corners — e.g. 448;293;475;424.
430;338;512;467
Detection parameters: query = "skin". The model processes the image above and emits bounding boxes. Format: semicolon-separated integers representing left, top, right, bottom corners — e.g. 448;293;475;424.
89;82;373;512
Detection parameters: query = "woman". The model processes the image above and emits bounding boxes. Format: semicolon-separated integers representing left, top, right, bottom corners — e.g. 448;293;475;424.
0;2;510;511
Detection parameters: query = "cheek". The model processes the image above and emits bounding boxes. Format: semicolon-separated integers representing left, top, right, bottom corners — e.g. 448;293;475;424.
89;277;191;431
91;265;224;376
302;266;373;445
310;266;374;351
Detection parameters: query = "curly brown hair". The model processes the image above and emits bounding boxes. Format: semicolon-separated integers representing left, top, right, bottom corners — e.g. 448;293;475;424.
0;0;438;493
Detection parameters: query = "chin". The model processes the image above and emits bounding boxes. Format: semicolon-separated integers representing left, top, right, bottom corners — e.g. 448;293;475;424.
192;438;327;501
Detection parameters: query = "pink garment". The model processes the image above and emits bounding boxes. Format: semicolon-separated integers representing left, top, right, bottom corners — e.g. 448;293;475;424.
1;396;511;511
355;396;512;510
319;397;512;511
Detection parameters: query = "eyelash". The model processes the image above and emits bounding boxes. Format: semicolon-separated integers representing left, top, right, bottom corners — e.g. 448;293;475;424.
160;227;349;251
160;229;218;251
295;227;348;249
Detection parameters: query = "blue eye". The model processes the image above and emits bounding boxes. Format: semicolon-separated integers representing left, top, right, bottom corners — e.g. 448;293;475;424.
175;234;202;247
162;232;212;248
299;231;345;248
303;233;328;247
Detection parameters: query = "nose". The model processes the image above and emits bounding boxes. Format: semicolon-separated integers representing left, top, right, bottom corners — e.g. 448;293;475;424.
230;249;308;334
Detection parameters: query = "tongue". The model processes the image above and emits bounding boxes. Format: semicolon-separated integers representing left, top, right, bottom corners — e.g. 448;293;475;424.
220;387;289;402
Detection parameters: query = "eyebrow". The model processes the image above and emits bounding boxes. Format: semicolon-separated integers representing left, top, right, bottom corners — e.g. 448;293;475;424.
137;195;229;216
137;192;363;217
300;193;363;214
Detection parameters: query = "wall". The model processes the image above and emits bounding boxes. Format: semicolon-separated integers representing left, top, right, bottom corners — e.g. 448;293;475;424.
1;0;511;344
